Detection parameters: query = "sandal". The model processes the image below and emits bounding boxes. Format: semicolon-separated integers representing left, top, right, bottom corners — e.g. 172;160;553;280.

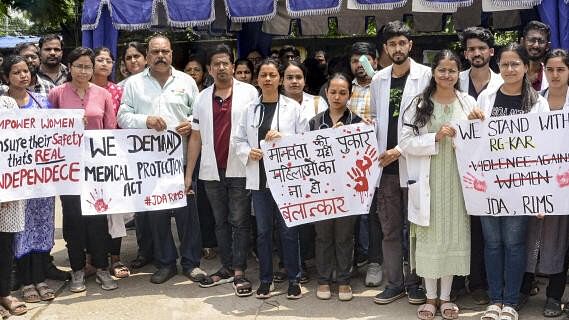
36;282;55;301
500;306;518;320
481;304;501;320
21;284;40;303
543;297;563;317
110;261;131;279
1;296;27;316
199;268;234;288
440;301;459;320
0;305;8;319
233;276;253;297
417;299;437;320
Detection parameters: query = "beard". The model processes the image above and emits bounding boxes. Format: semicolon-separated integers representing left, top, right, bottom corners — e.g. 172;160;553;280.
470;56;490;68
390;52;409;65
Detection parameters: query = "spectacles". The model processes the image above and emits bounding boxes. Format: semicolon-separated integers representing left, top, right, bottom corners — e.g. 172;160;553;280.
435;68;458;75
95;58;114;64
499;61;523;69
149;49;171;56
525;38;547;45
72;64;93;71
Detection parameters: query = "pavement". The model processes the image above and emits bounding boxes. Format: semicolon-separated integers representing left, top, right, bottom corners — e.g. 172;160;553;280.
15;200;567;320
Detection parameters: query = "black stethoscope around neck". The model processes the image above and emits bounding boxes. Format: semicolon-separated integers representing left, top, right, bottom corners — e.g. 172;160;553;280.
318;108;355;130
251;95;280;131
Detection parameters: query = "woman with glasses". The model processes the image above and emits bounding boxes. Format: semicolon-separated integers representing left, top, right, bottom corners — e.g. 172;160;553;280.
309;73;360;301
400;50;477;320
470;43;549;320
48;47;118;293
184;54;208;92
2;55;56;304
233;58;308;300
519;48;569;318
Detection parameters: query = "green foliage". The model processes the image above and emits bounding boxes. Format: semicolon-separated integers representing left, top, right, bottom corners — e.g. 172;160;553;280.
494;30;519;46
0;0;78;34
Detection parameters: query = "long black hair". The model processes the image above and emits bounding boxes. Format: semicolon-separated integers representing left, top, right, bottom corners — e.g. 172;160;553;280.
499;43;538;113
413;50;461;128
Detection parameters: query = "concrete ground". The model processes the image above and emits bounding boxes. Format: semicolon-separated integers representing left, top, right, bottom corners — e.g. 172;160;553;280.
15;201;567;320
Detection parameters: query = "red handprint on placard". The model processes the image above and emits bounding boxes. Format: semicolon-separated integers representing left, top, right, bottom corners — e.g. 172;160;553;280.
556;168;569;188
463;172;487;192
86;189;112;213
355;146;379;175
347;146;379;203
348;167;369;193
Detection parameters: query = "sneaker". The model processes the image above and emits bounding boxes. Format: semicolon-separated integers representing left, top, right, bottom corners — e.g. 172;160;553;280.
316;284;331;300
365;263;383;287
96;270;118;290
255;282;274;299
407;286;426;305
70;270;86;293
373;287;405;305
287;282;302;299
183;267;207;282
338;285;353;301
355;255;369;268
470;288;490;305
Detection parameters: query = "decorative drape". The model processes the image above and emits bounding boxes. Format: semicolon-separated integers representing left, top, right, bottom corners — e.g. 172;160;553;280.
224;0;277;22
538;0;569;50
346;0;407;10
286;0;342;16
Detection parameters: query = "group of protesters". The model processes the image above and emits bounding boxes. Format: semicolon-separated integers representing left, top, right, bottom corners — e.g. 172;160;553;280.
0;18;567;320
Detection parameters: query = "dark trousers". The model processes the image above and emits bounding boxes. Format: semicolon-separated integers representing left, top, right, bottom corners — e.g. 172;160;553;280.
196;179;217;248
315;216;357;285
521;245;569;300
377;174;420;290
16;252;49;285
253;189;300;283
61;195;109;271
135;211;154;259
367;190;383;265
203;173;251;271
148;196;202;270
452;215;487;291
0;232;14;297
107;237;122;256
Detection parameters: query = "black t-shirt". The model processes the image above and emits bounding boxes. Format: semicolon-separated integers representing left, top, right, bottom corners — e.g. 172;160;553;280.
258;102;277;190
384;73;408;175
491;90;524;117
468;76;489;100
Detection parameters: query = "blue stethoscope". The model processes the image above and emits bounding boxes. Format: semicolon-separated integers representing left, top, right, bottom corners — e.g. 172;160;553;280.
251;95;280;131
318;108;356;130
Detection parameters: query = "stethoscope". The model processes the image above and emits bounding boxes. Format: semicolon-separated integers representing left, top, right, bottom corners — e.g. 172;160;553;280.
318;108;356;130
251;95;280;131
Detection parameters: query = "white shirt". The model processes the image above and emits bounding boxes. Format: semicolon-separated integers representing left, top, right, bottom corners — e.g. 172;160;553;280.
299;92;328;121
192;79;259;180
459;68;503;96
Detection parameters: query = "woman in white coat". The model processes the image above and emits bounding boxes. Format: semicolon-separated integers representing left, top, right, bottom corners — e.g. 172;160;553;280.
233;59;308;300
400;50;476;320
469;43;549;320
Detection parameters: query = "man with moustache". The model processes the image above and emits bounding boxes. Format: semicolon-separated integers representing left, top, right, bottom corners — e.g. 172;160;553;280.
14;43;55;95
118;34;204;284
459;27;503;99
37;34;68;86
521;21;551;91
185;44;258;296
370;20;431;305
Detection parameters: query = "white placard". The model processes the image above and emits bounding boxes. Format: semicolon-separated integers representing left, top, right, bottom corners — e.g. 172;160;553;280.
81;129;186;215
0;108;84;201
453;110;569;216
261;123;380;227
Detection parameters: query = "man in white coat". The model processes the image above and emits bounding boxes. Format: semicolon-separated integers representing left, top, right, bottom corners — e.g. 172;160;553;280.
459;27;503;100
185;44;259;296
370;20;431;305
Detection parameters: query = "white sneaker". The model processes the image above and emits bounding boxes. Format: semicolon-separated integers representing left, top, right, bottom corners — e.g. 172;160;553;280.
96;270;118;290
365;263;383;287
70;270;86;293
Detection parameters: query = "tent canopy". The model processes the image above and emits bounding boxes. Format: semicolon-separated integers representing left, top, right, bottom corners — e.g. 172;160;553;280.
0;35;41;49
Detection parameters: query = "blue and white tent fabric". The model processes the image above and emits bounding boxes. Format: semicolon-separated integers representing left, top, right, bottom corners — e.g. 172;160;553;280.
287;0;342;16
346;0;408;10
224;0;277;22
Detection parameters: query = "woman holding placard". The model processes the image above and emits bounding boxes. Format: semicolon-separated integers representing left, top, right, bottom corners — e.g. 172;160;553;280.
233;58;308;300
399;50;476;320
0;95;28;317
519;48;569;318
3;55;57;303
48;47;118;294
468;43;549;320
309;73;361;301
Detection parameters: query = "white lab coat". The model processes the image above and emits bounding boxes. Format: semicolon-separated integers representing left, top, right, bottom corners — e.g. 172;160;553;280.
300;92;328;120
400;91;478;226
459;68;503;94
233;94;309;190
192;79;259;180
370;58;432;187
541;88;569;110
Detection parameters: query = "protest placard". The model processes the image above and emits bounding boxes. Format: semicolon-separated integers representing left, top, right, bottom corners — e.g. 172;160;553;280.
260;123;380;227
0;108;84;201
81;129;186;215
453;110;569;216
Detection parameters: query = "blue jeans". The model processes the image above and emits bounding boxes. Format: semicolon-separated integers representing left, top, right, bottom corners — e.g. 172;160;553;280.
148;195;202;271
480;216;529;307
252;189;300;283
203;172;251;271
